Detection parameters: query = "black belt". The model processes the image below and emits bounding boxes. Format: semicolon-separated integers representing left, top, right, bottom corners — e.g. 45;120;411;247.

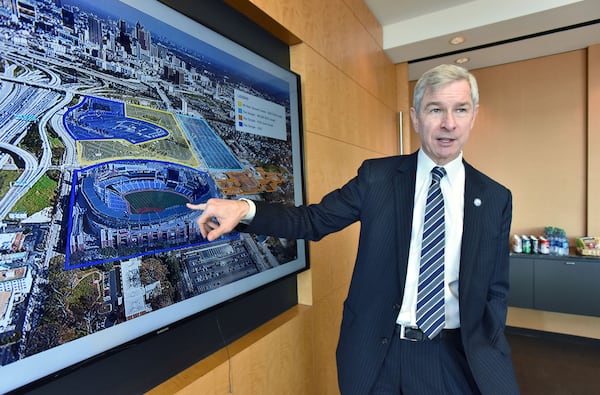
395;324;460;342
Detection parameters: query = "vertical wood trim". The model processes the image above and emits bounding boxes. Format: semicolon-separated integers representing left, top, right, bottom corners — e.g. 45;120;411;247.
587;44;600;236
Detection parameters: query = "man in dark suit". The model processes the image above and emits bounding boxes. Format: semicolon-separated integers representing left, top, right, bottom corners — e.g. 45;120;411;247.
188;64;520;394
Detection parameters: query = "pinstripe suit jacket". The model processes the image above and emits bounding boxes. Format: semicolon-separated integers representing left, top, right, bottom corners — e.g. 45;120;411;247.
243;151;519;395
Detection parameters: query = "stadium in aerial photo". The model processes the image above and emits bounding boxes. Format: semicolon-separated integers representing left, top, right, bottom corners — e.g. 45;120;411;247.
67;160;218;269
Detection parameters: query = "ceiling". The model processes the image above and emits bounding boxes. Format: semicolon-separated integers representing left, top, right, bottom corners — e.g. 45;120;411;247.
364;0;600;80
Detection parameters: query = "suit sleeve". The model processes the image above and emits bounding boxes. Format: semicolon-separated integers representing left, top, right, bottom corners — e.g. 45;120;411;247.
240;161;372;241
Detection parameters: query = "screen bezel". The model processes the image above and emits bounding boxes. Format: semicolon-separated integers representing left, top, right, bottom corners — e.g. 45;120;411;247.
0;0;307;392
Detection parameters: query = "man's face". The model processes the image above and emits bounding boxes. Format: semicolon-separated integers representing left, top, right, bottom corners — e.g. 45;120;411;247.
410;79;478;166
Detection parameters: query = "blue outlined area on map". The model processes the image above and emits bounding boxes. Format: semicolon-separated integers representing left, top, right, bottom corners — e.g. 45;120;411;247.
64;96;168;144
178;114;243;171
64;159;235;270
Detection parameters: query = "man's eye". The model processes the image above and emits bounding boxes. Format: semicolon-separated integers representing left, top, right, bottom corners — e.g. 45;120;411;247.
429;108;441;113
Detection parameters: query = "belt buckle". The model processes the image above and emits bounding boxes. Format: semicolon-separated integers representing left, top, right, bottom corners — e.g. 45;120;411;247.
398;325;420;342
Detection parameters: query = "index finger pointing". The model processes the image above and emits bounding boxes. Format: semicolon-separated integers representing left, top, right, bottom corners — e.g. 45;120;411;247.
186;202;206;211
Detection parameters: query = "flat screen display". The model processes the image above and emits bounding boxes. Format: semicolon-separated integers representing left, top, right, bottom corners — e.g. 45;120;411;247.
0;0;305;392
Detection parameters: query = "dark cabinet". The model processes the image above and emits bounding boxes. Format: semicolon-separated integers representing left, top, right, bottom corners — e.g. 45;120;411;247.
509;254;600;317
508;256;534;308
534;258;600;316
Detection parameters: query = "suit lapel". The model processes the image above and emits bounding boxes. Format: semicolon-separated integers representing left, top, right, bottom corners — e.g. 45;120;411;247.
459;161;486;298
394;153;417;288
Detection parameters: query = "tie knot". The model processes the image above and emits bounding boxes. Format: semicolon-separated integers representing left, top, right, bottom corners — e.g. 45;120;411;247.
431;166;446;183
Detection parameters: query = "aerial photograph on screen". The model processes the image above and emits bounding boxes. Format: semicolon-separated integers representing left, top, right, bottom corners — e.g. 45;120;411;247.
0;0;300;373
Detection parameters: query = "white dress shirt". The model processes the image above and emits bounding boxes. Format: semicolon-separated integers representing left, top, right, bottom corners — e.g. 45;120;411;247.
396;150;465;329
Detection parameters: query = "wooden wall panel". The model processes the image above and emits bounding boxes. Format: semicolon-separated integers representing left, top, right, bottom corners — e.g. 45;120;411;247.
507;307;600;340
292;44;398;157
587;44;600;236
468;51;587;239
310;287;348;394
149;306;314;395
302;131;363;304
341;0;383;48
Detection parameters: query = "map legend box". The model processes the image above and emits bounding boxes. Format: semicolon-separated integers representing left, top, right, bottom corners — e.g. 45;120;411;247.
235;89;286;140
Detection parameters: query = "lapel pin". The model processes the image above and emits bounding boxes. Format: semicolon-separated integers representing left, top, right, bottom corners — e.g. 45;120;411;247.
474;198;482;207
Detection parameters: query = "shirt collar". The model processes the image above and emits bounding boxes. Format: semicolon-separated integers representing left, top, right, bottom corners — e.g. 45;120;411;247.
417;150;464;185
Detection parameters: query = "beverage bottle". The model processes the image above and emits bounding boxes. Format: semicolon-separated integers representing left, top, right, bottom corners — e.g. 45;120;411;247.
555;228;563;255
546;227;556;255
561;229;569;256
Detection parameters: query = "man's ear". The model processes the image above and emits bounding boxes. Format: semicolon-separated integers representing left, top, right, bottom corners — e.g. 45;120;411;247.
470;104;480;128
409;107;419;131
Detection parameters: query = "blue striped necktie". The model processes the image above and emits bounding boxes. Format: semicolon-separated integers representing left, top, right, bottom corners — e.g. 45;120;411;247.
416;166;446;339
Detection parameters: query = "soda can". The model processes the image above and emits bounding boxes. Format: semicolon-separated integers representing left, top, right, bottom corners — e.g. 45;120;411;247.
530;235;539;254
521;235;531;254
512;234;522;253
539;236;550;254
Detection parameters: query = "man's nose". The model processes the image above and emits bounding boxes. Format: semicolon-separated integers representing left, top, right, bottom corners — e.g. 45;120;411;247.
441;112;456;129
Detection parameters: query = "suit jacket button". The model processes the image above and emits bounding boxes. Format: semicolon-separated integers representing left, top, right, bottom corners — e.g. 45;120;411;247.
393;304;401;311
381;337;389;345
